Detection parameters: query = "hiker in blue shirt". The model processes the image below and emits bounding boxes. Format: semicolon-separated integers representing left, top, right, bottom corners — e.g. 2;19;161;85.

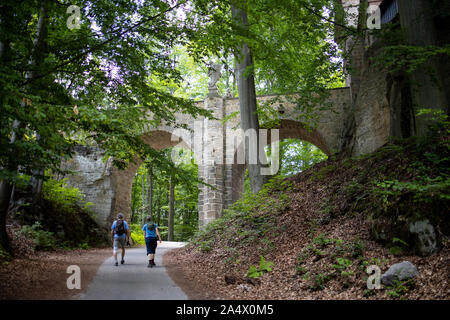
143;216;162;268
111;213;130;266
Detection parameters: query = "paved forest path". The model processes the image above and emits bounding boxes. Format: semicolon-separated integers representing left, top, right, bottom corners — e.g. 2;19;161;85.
79;242;187;300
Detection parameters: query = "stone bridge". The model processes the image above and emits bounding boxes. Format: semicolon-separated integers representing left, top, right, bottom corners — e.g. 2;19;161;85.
63;87;354;228
63;0;400;228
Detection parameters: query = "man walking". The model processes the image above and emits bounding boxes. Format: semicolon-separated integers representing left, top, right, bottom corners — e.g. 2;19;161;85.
111;213;130;266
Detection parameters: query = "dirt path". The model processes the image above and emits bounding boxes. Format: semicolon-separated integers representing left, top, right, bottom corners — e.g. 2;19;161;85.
0;247;111;300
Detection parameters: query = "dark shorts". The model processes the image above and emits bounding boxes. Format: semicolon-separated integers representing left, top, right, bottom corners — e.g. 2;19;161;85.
145;237;158;255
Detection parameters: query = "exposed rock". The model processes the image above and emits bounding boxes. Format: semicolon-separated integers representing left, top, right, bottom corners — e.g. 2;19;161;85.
409;220;438;256
381;261;419;286
237;284;251;292
61;146;116;227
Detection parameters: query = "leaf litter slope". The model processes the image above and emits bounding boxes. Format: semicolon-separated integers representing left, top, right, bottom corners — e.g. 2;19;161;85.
167;137;450;299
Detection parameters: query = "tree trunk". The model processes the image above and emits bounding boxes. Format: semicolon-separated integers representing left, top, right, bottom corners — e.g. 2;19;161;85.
167;173;175;241
231;4;268;194
168;173;175;241
29;165;44;202
148;166;153;219
0;181;12;253
141;173;146;225
27;0;49;200
0;0;48;254
156;185;161;226
0;11;11;254
397;0;448;136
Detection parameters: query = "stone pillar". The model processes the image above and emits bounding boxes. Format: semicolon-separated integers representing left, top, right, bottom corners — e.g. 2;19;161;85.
222;98;246;210
197;95;226;228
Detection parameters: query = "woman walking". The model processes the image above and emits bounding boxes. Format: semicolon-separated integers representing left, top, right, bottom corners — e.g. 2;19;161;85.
143;216;162;268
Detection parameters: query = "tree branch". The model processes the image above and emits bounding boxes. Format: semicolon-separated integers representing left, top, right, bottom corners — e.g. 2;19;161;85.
20;0;186;87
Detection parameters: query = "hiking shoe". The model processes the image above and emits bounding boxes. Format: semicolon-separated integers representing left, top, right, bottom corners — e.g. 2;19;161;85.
151;259;156;266
114;262;118;266
121;260;125;265
147;262;151;268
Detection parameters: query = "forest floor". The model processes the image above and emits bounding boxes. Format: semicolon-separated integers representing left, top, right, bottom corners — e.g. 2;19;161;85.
0;223;111;300
167;217;449;300
167;137;450;300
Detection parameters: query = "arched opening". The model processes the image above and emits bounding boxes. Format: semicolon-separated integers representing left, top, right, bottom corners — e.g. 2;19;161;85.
268;119;330;156
110;131;196;231
271;138;327;176
129;146;198;242
229;119;328;198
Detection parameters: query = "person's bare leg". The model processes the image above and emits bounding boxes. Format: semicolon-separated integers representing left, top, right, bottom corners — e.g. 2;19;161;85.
113;245;118;265
121;246;125;263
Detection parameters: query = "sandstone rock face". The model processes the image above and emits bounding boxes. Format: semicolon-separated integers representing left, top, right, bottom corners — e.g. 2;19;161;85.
381;261;419;286
61;145;116;227
409;220;438;256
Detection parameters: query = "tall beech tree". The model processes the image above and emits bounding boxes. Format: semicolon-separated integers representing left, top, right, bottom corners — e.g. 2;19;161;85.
231;3;267;193
190;0;343;193
0;0;212;254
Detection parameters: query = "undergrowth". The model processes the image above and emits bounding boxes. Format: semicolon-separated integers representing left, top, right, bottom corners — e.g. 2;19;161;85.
10;175;109;251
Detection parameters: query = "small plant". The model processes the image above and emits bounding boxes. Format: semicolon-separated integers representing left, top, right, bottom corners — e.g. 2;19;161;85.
331;239;346;258
311;247;326;258
199;240;212;253
363;289;377;298
332;257;352;272
78;242;90;250
313;233;333;248
21;222;57;250
297;250;309;264
310;273;331;291
349;238;365;258
389;237;409;255
296;266;308;275
247;256;274;279
0;244;11;264
386;279;415;298
345;181;363;197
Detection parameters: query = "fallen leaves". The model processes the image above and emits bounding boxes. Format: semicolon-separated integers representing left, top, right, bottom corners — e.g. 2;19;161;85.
166;155;450;300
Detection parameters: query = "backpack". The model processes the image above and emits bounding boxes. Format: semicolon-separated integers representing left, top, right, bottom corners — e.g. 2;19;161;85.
115;219;126;236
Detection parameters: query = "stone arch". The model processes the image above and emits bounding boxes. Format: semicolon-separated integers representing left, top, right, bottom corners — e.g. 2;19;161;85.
268;119;331;155
110;130;193;222
225;119;329;207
